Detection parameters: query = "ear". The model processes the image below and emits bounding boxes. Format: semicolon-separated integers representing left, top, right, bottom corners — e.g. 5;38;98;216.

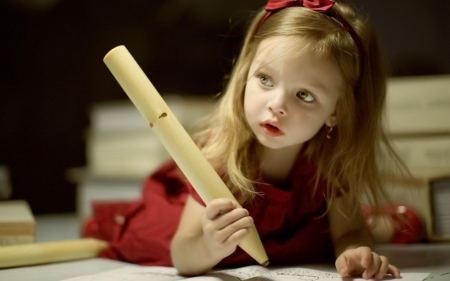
325;112;337;127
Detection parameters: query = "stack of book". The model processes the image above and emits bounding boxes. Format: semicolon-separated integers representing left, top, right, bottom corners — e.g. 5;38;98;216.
384;74;450;241
86;94;215;179
431;179;450;238
73;94;215;219
0;200;35;245
86;100;166;180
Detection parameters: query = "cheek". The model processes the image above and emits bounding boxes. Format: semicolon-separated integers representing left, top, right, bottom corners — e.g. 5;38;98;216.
294;106;329;123
243;86;260;119
308;100;338;125
290;108;331;135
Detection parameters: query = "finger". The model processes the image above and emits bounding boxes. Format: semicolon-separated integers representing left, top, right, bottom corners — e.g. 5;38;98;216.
209;216;252;247
219;215;254;241
223;221;252;245
335;255;350;277
373;256;389;280
387;264;401;279
357;247;373;268
215;208;250;230
362;252;381;280
205;199;237;219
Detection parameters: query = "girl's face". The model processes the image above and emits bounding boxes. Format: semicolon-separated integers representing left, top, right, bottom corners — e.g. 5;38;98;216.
244;36;342;151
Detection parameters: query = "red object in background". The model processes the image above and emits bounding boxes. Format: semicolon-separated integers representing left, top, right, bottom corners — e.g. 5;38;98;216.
362;203;426;244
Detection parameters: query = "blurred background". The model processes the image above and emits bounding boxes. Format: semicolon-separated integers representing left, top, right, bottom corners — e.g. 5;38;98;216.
0;0;449;215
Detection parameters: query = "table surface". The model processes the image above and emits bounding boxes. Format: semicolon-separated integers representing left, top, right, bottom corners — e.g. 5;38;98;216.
0;243;449;281
0;214;448;281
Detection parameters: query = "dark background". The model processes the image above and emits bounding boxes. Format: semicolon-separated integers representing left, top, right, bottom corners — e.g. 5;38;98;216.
1;0;449;214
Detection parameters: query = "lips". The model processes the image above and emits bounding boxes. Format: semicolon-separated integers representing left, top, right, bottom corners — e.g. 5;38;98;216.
261;120;284;136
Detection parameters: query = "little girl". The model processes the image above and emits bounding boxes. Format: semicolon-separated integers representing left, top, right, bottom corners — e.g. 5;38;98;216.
89;0;404;279
170;0;403;279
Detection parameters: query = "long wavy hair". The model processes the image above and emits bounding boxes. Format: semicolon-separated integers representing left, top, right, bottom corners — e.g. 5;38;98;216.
192;2;406;212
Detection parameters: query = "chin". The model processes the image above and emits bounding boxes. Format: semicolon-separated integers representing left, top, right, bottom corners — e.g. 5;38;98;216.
256;137;293;150
256;140;281;150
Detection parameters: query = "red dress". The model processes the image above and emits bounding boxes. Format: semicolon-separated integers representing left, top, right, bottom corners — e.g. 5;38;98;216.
88;154;335;267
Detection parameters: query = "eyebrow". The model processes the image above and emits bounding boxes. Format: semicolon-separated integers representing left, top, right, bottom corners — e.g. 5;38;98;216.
251;60;275;73
307;80;328;93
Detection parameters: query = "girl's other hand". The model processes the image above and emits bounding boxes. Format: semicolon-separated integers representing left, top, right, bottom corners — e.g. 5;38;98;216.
202;199;253;261
335;246;401;280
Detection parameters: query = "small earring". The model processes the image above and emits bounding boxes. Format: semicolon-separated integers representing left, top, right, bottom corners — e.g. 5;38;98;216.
326;126;333;139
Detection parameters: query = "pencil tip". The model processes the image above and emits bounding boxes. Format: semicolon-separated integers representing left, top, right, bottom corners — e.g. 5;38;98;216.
261;260;269;267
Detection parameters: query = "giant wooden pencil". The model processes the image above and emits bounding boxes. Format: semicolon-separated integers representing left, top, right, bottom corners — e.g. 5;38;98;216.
0;238;108;269
104;45;268;266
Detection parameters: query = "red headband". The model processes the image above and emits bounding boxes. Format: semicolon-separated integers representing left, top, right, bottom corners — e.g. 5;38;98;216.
258;0;363;71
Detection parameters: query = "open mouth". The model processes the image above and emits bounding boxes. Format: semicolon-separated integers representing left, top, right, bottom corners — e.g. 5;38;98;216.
261;121;284;136
265;123;278;131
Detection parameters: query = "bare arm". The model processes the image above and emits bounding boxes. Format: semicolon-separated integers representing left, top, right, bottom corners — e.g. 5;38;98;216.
170;196;221;276
329;196;400;280
170;196;253;276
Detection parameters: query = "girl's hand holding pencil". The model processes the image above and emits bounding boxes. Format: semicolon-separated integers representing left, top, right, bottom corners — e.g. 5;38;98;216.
202;199;254;261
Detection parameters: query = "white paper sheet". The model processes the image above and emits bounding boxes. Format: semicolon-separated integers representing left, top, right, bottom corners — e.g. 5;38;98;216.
61;265;429;281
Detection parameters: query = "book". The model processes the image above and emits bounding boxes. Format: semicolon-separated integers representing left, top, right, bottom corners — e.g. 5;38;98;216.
0;200;35;246
384;169;450;242
71;94;216;219
60;264;429;281
73;173;143;220
85;130;169;179
430;179;450;239
89;100;150;133
385;75;450;135
85;95;215;179
88;95;215;134
390;134;450;170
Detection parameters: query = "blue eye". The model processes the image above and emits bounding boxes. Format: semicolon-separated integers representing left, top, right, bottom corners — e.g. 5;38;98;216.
259;75;274;87
297;90;315;102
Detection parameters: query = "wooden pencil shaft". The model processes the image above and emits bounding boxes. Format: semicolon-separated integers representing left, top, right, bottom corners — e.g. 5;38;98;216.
103;45;268;265
0;238;108;269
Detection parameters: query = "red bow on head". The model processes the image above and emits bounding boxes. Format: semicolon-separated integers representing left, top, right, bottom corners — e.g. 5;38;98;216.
259;0;363;77
265;0;335;13
259;0;335;29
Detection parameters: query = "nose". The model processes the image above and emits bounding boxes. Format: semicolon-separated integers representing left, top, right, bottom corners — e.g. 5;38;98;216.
267;91;288;116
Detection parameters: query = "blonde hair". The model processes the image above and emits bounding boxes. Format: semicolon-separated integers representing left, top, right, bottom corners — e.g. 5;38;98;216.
193;2;406;210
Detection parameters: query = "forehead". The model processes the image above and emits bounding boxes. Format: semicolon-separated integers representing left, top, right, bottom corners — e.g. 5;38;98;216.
253;36;318;62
